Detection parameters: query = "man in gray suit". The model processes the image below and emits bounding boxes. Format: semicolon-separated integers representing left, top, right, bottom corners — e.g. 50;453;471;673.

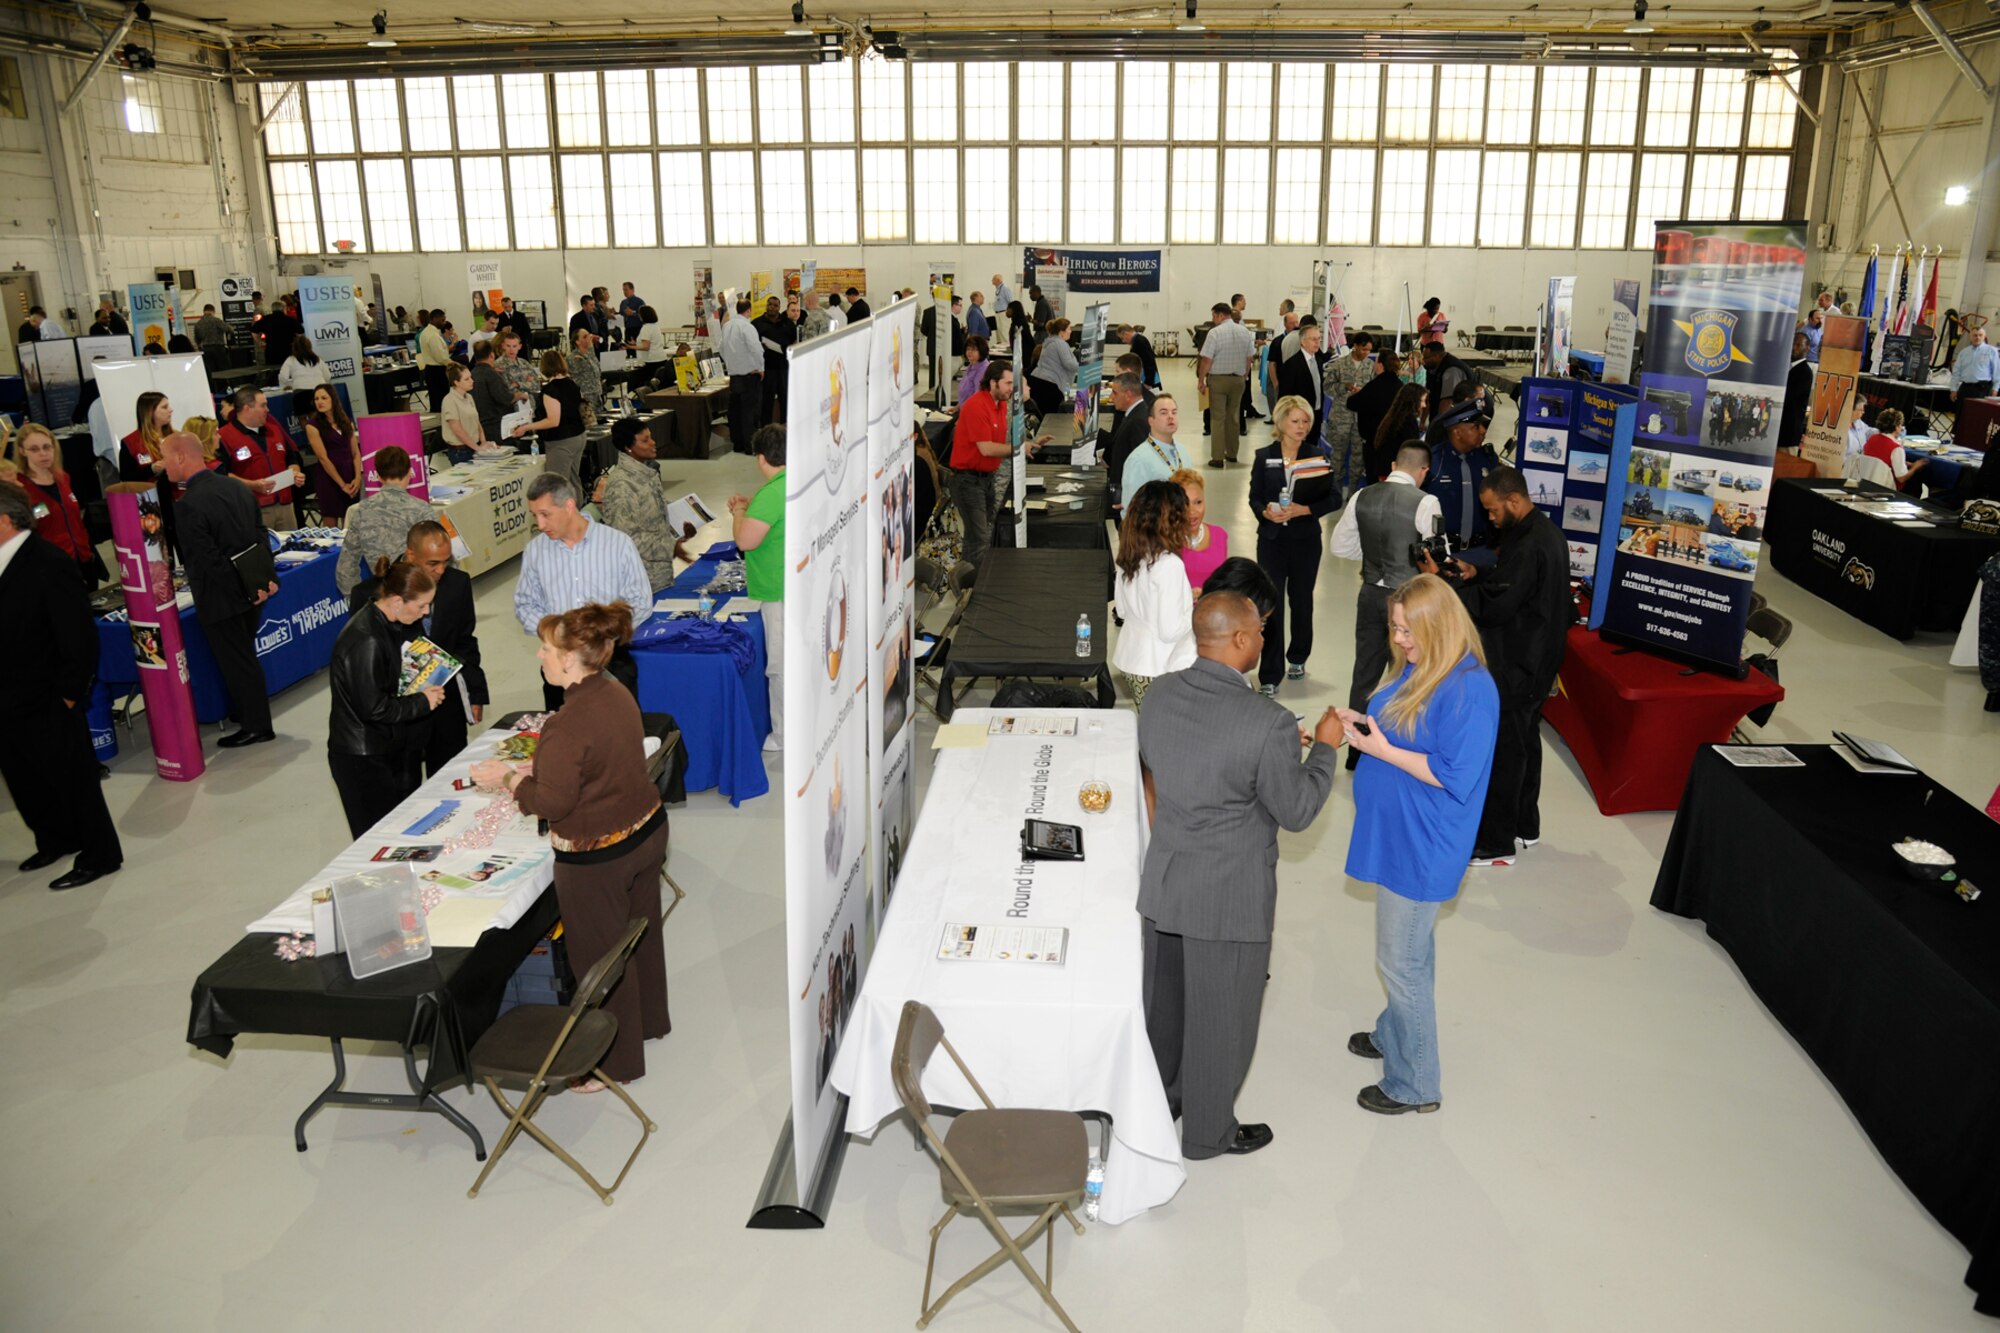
1138;591;1345;1157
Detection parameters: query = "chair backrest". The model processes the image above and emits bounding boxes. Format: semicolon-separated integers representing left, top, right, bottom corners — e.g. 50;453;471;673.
891;999;947;1122
1745;606;1793;653
1843;452;1895;486
568;917;649;1019
1749;590;1768;617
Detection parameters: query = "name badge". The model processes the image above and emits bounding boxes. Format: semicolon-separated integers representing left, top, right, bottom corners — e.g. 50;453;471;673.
1265;458;1282;467
235;446;253;461
32;503;49;519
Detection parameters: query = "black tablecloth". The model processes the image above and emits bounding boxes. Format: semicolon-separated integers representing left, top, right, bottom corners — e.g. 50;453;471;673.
365;365;427;413
1857;374;1954;426
994;463;1111;554
937;548;1115;720
1652;745;2000;1314
1765;478;2000;639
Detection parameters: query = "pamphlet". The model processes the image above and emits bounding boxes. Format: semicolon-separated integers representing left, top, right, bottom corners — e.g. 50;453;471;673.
666;493;715;537
988;715;1078;736
399;636;464;694
1713;746;1806;768
1833;731;1919;774
938;923;1070;965
499;406;535;442
419;852;523;891
371;845;443;863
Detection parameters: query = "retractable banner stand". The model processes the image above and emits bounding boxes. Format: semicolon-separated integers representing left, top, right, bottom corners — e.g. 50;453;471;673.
1517;377;1636;610
298;275;367;420
1603;278;1641;385
867;297;918;937
1593;221;1808;673
1010;327;1029;545
927;260;955;405
1540;276;1576;377
1023;248;1069;317
126;281;180;355
219;274;257;354
358;412;429;499
108;489;205;781
1075;301;1111;462
467;259;503;320
1799;314;1866;478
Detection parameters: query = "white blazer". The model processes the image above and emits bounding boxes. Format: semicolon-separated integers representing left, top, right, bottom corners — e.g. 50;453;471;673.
1112;554;1197;677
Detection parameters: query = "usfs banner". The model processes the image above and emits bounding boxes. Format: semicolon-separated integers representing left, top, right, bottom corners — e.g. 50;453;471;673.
298;276;368;421
867;298;918;938
782;314;874;1201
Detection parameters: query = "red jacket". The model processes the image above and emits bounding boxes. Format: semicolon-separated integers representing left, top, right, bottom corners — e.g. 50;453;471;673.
220;416;299;505
20;473;90;561
953;391;1009;473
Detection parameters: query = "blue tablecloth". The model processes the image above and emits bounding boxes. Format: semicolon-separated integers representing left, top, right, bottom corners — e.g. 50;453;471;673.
631;603;769;806
1903;443;1980;496
1571;349;1606;379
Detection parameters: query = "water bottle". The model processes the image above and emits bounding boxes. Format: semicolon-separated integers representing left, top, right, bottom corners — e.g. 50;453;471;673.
1075;613;1092;659
696;590;715;622
1083;1155;1104;1222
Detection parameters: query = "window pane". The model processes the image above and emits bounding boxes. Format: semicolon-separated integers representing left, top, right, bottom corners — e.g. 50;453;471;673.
605;71;651;147
1436;65;1485;143
1378;148;1427;245
1591;68;1640;145
808;63;854;142
811;148;859;244
1539;68;1588;144
306;81;353;155
762;149;807;245
1125;63;1169;139
1530;151;1581;247
1273;146;1323;245
1746;68;1798;149
1170;146;1217;243
1276;63;1325;141
510;155;556;249
1487;68;1534;144
1480;150;1529;247
559;154;607;248
609;153;657;248
317;159;365;251
659;151;707;247
1383;66;1432;141
1325;147;1374;245
861;146;907;241
460;157;509;249
1580;152;1632;249
1645;69;1695;146
1634;152;1686;248
413;158;461;252
1072;62;1116;140
963;64;1009;141
913;147;958;243
1739;155;1790;220
1430;148;1480;246
362;159;412;251
261;84;308;157
269;160;319;254
1070;145;1113;242
1695;70;1745;147
405;78;451;153
352;79;401;153
1019;62;1063;140
1221;147;1269;244
455;76;500;151
1688;153;1736;216
1224;63;1273;140
1020;145;1064;239
760;66;804;142
554;72;601;148
656;70;701;146
912;62;957;141
1329;65;1379;141
501;74;548;149
964;147;1010;242
1173;62;1220;140
860;60;905;141
708;68;753;144
710;149;757;243
1121;145;1167;243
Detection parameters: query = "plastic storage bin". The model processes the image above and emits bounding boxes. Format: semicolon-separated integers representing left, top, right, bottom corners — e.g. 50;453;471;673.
329;865;433;980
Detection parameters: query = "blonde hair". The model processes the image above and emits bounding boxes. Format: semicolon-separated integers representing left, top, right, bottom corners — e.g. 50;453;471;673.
1378;574;1487;733
1166;466;1205;494
1271;394;1315;436
6;421;58;477
182;415;220;461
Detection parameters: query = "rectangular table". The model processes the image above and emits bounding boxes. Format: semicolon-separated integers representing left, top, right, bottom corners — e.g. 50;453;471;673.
1857;374;1953;426
830;708;1185;1224
994;462;1111;553
633;551;772;806
936;548;1116;720
1652;744;2000;1315
1956;396;2000;455
1765;478;2000;639
641;384;730;458
425;455;543;576
1542;626;1782;814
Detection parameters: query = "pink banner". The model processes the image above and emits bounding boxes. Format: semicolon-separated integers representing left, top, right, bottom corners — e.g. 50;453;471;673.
358;412;429;500
108;490;206;782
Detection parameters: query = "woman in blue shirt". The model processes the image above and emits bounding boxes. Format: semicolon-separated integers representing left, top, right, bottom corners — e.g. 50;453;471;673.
1338;573;1500;1115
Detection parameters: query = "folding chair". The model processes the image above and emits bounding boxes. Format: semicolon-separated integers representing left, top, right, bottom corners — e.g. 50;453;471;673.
466;917;657;1205
890;1000;1087;1333
1733;606;1794;738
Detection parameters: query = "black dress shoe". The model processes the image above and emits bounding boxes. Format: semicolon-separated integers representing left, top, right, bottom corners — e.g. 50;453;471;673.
1224;1123;1274;1154
1347;1032;1383;1059
217;729;277;749
1987;690;2000;713
21;849;74;872
1357;1084;1439;1115
51;865;117;891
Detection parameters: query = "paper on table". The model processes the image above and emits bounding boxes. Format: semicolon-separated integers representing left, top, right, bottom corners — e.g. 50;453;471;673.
931;723;989;749
1893;520;1935;528
424;897;504;947
1712;745;1806;768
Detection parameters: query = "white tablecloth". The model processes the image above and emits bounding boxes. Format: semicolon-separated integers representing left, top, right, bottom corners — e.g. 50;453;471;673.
830;708;1185;1225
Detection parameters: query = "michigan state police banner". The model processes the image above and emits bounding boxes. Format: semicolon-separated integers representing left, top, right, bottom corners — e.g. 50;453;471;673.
866;299;918;939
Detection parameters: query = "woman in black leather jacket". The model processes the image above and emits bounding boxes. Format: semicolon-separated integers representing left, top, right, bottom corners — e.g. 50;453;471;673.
327;562;447;837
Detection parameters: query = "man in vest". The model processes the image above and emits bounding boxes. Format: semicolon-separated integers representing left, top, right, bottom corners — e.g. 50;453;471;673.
218;388;306;530
1330;441;1443;769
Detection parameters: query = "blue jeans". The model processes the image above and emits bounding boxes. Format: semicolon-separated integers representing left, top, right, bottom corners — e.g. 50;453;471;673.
1371;890;1443;1105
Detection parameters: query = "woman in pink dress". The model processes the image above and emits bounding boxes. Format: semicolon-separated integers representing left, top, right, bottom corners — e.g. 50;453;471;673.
1170;467;1229;591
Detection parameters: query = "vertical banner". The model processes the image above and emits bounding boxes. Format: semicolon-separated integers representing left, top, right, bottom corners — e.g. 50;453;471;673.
17;340;83;429
1604;278;1641;385
1010;327;1029;545
782;317;873;1200
297;276;367;420
1517;377;1635;610
1595;221;1808;672
108;490;205;781
219;274;257;353
1799;314;1866;477
1075;300;1111;461
1539;277;1576;377
358;412;430;500
927;259;955;406
467;259;504;321
692;261;715;337
750;270;775;308
866;297;918;937
126;281;180;355
1023;248;1068;317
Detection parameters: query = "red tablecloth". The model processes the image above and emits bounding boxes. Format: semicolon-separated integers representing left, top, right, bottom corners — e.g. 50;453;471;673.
1956;397;2000;455
1543;626;1784;815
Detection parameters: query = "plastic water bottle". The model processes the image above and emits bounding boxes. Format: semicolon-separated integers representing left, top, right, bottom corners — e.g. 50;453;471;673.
1075;613;1092;659
696;590;715;622
1084;1155;1104;1222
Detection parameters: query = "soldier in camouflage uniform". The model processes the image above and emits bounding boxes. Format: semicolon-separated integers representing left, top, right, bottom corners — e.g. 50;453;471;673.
594;417;692;594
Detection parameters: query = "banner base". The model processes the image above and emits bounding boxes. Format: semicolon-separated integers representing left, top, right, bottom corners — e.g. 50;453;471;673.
746;1101;849;1230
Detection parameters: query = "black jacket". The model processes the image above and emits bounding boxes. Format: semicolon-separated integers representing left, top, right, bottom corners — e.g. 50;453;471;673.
499;310;534;344
329;603;433;756
845;298;871;323
1778;357;1815;452
472;362;515;440
1248;439;1340;538
754;312;795;372
0;533;96;707
347;563;489;707
174;468;263;624
1277;348;1328;436
1455;506;1571;706
1126;333;1160;388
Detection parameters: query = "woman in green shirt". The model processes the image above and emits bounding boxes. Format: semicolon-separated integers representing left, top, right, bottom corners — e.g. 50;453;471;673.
729;423;787;752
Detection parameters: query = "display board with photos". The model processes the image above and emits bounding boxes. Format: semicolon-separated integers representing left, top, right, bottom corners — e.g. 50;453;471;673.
1515;376;1633;601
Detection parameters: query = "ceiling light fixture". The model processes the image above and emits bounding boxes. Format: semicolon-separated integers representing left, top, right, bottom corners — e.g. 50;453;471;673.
1178;0;1204;31
1625;0;1654;34
1946;184;1971;206
786;1;812;36
367;10;396;46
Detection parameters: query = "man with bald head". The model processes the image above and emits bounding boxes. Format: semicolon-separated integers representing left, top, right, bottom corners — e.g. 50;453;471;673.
166;430;279;746
1136;589;1345;1159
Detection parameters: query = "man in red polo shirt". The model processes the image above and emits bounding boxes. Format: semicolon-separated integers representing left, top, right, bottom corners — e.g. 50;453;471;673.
948;366;1050;577
218;388;306;530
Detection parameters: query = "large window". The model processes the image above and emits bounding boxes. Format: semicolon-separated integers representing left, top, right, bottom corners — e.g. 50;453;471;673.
861;145;909;238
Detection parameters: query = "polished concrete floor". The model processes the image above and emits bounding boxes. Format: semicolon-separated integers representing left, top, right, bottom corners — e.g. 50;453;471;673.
2;363;1994;1331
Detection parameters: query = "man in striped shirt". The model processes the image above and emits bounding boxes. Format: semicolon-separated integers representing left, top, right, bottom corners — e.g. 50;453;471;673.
515;472;653;708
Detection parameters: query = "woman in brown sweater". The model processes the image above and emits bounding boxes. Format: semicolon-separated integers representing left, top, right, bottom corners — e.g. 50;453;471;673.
470;602;669;1088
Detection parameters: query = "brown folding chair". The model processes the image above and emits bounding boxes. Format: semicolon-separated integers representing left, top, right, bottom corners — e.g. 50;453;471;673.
466;917;657;1205
890;1000;1087;1333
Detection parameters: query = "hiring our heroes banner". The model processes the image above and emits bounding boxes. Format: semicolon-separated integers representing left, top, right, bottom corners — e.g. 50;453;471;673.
1026;247;1162;293
1592;221;1809;674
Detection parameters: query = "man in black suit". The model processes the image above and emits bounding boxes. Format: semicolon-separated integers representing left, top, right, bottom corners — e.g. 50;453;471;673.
497;297;534;346
1114;324;1160;389
1778;330;1815;453
843;286;870;322
348;520;489;776
0;483;123;890
164;432;278;747
1103;373;1153;513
